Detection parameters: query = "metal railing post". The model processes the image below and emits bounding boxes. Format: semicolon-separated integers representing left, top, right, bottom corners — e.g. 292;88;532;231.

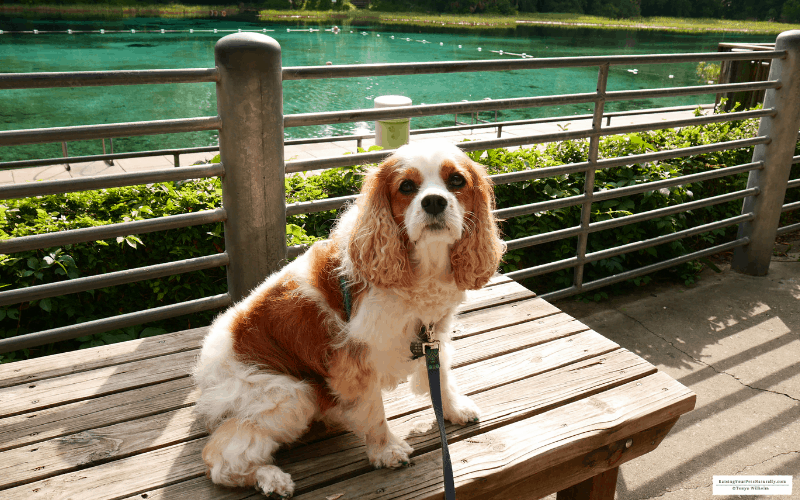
215;33;287;301
572;63;610;293
732;30;800;276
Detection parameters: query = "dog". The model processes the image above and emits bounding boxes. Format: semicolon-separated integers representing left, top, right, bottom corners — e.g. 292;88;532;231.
193;141;506;497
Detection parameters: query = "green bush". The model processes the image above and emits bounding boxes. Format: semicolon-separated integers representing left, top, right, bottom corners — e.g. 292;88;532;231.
2;110;798;362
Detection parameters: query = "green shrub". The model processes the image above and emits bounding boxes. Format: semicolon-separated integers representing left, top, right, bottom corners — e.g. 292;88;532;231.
2;111;798;362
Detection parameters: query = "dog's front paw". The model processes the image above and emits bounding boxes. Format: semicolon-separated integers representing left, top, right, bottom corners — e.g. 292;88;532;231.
367;434;414;469
444;394;481;425
254;465;295;498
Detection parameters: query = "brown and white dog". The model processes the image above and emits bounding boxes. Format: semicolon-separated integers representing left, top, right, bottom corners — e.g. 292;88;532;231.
193;141;506;497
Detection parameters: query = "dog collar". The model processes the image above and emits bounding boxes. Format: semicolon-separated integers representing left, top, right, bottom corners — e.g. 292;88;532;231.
410;322;438;362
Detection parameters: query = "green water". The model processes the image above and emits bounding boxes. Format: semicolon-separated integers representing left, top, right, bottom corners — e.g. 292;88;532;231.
0;17;773;161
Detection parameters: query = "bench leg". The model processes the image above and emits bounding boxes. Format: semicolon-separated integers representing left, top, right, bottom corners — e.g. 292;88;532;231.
556;467;619;500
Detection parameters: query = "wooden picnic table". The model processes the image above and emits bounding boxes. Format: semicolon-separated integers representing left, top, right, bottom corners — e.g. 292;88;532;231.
0;277;695;500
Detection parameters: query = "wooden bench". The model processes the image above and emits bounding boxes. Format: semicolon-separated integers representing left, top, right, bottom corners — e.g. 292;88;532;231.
0;277;695;500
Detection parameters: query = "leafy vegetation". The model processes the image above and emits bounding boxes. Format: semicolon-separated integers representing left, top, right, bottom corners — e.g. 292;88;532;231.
2;110;798;363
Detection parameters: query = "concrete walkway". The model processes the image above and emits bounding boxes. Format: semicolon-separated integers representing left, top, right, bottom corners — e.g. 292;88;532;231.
552;238;800;500
2;105;710;184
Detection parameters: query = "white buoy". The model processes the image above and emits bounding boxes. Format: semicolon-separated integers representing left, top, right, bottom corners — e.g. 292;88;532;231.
214;29;218;33
160;29;165;33
131;29;135;33
0;30;4;34
440;42;443;46
100;29;104;34
190;29;194;33
377;34;380;37
499;50;503;54
477;47;482;51
68;29;72;34
238;28;242;32
287;28;291;32
263;29;267;32
458;45;462;48
34;29;38;34
669;74;674;78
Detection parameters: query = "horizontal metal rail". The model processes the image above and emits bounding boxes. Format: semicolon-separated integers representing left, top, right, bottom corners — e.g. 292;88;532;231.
284;93;598;128
489;136;771;186
286;194;358;217
282;50;786;80
0;145;220;170
281;103;715;147
283;82;773;129
583;213;754;263
787;177;800;189
286;110;770;176
0;116;221;147
600;108;774;137
494;194;586;220
0;253;229;307
776;222;800;236
0;68;220;90
0;293;231;354
592;161;763;202
505;226;584;252
782;200;800;213
0;163;224;200
538;237;750;301
0;208;226;254
287;244;307;260
588;188;759;234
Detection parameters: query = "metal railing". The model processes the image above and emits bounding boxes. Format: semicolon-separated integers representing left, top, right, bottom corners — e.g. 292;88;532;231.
1;30;799;354
0;103;713;172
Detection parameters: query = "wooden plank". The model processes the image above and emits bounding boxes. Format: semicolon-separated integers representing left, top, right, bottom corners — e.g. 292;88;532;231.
0;304;582;450
0;378;197;453
460;280;535;313
452;313;589;368
0;439;208;500
0;406;205;490
477;419;679;500
0;281;532;392
0;349;197;418
292;373;695;500
0;327;207;388
0;332;623;491
95;346;647;500
483;274;515;288
384;330;615;416
455;297;561;339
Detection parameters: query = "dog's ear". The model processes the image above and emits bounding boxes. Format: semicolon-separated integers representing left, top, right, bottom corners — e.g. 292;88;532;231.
450;159;506;290
348;158;413;288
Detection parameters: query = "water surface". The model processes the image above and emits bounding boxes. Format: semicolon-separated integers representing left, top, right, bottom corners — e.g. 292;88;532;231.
0;17;773;160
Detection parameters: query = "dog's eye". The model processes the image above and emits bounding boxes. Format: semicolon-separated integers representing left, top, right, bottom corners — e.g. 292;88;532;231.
399;180;417;194
448;173;466;189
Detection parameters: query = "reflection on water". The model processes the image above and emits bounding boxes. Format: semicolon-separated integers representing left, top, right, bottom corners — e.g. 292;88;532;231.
0;16;773;160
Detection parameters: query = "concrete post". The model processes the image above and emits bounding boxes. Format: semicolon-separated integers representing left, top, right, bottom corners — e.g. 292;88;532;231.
215;33;286;302
732;30;800;276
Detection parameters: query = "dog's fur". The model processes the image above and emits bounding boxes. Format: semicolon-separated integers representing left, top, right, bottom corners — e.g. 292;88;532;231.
193;141;505;497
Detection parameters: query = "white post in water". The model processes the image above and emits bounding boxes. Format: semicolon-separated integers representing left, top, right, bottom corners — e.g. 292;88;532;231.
374;95;412;149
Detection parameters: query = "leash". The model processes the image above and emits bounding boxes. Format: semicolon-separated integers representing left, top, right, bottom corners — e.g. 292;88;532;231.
340;278;456;500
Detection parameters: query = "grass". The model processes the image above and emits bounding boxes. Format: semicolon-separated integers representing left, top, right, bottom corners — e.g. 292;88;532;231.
1;2;798;33
0;3;242;19
259;9;800;34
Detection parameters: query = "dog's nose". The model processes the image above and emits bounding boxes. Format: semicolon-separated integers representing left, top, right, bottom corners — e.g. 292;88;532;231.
421;194;448;215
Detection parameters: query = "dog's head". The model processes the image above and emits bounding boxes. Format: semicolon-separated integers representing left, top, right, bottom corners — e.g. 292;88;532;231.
340;141;505;291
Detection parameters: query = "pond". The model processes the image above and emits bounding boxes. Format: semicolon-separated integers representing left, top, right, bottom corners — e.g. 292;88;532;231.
0;16;774;161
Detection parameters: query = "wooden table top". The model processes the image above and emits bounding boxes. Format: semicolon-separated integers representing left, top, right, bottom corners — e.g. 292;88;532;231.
0;277;695;500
